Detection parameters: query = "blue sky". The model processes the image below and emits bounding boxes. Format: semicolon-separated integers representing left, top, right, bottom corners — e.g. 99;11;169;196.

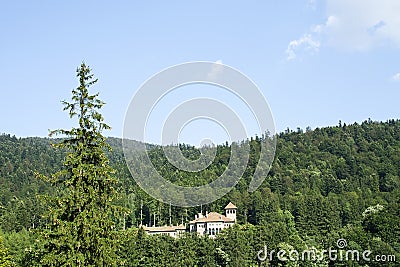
1;0;400;145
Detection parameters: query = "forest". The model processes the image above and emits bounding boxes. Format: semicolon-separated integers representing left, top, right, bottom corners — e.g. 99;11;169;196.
1;118;399;266
0;64;399;266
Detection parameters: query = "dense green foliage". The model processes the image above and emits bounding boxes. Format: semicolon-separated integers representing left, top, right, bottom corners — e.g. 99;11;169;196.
1;81;400;266
1;119;399;266
0;233;12;267
31;63;122;266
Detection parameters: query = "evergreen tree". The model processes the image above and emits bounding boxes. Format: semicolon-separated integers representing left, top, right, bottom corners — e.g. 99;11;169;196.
0;234;11;267
36;63;121;266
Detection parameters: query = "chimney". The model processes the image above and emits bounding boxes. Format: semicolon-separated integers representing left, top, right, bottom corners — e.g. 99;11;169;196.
206;210;208;217
198;213;203;219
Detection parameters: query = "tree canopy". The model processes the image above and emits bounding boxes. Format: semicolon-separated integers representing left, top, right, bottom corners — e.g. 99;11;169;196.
0;64;399;266
34;63;122;266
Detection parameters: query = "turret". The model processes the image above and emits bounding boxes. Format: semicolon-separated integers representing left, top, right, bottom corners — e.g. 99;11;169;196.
224;202;237;222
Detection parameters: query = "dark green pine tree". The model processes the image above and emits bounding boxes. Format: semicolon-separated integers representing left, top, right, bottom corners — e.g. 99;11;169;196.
36;63;122;266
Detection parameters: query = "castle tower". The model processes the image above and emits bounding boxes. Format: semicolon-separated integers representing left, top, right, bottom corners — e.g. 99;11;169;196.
224;202;237;222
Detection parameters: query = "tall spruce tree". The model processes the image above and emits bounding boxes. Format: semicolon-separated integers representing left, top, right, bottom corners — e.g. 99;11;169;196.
37;63;121;266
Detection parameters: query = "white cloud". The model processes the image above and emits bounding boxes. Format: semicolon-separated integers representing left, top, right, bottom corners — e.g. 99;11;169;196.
393;73;400;81
286;34;320;60
286;0;400;59
324;0;400;50
311;16;336;34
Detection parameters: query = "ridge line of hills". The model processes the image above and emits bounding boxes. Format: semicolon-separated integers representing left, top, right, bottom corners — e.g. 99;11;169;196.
1;118;399;265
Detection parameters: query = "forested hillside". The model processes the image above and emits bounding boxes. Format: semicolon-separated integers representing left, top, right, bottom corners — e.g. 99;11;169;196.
1;119;399;266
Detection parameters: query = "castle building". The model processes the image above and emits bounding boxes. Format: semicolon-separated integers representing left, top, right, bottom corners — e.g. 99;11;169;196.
188;202;237;238
143;225;186;238
142;202;237;238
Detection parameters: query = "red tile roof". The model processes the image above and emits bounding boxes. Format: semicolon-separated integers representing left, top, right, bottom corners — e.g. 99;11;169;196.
224;202;237;209
189;212;234;224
